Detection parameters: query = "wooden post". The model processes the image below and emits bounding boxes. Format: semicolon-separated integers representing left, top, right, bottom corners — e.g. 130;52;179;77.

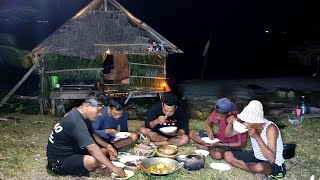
51;99;56;115
104;0;108;11
39;67;45;114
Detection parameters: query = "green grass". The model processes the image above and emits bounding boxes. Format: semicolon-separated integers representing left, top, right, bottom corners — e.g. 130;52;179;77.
0;113;319;180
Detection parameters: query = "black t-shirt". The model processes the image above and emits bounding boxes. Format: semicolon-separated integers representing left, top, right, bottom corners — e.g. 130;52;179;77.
145;102;189;137
47;108;95;160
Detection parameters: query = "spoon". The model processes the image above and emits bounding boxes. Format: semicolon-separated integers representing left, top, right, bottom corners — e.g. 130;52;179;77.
137;163;150;173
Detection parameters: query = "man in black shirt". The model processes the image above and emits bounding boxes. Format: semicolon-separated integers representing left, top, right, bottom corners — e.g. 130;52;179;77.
46;93;125;178
140;93;189;146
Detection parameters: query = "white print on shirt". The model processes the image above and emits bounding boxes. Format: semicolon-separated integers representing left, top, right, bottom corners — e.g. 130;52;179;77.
48;123;63;144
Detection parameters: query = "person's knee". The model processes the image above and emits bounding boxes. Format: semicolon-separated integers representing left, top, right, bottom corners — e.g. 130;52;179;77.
250;163;265;173
189;130;198;140
140;127;149;135
84;155;99;171
210;151;223;160
130;133;139;141
223;151;233;162
178;134;190;146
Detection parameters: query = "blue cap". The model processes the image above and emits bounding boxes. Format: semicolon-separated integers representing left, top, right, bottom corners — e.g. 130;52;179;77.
215;98;236;113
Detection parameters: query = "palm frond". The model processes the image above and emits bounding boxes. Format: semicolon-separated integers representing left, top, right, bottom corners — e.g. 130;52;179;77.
43;54;104;83
0;45;31;69
0;33;17;46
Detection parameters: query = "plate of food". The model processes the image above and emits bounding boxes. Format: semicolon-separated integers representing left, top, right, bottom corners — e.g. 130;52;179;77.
209;162;231;171
201;137;220;144
115;132;131;139
112;161;125;168
233;120;248;133
119;155;141;168
111;169;134;179
195;149;210;157
159;126;177;133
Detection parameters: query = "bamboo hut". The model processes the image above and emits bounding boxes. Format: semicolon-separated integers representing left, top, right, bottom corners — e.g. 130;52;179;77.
29;0;183;114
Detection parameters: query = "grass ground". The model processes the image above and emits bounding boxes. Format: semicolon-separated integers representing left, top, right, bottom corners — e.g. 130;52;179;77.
0;112;319;180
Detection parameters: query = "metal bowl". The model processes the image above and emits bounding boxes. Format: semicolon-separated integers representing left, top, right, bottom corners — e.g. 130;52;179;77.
156;145;179;158
139;157;183;175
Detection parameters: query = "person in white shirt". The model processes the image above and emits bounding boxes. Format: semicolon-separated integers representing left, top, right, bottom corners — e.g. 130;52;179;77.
224;100;286;180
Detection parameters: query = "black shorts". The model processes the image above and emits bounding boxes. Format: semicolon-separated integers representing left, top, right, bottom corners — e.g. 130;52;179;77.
47;154;89;177
231;151;286;179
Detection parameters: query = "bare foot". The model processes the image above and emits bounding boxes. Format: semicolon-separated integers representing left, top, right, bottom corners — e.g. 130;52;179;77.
98;166;112;176
255;173;269;180
154;141;169;146
194;143;209;150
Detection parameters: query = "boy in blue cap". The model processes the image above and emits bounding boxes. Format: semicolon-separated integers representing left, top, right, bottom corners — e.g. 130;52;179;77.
189;98;247;160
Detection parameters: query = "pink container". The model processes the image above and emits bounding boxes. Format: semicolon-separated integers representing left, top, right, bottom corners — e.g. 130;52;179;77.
296;108;301;117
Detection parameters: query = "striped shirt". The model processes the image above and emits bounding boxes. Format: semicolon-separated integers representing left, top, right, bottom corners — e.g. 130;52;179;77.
250;121;285;166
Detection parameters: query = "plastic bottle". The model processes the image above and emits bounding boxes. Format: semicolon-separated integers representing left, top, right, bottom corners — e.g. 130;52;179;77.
298;96;310;115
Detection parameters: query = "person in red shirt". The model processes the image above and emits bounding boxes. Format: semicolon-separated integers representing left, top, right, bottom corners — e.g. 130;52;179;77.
189;98;247;160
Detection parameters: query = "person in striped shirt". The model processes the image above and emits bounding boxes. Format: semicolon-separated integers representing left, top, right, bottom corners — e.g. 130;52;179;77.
224;100;286;180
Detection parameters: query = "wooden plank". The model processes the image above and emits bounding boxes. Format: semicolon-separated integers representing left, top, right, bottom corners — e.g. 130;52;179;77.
129;62;164;67
94;43;149;47
46;68;103;74
0;118;8;121
0;63;38;108
50;90;90;99
129;75;167;79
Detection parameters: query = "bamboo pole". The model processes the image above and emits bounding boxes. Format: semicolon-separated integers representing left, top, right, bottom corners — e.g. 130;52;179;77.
45;68;103;74
201;32;213;80
129;76;166;79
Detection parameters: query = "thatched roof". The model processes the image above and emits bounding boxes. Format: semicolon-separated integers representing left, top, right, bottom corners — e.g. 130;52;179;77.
31;0;183;59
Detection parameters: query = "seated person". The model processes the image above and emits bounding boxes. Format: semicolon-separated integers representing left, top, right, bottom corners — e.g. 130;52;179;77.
189;98;247;160
46;93;125;178
224;100;286;180
92;97;138;150
140;93;189;147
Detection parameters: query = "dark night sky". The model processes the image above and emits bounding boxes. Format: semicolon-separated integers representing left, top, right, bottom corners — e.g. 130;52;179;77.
1;0;320;81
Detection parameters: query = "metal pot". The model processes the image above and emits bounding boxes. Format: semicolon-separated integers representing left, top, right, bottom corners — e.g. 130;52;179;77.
183;154;205;171
139;157;183;175
283;144;296;159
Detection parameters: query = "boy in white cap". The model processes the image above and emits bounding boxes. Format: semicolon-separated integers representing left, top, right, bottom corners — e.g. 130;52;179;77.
224;100;286;180
189;98;247;160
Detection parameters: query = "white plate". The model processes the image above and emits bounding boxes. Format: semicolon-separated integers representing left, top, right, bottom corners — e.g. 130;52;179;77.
111;169;134;179
233;121;248;133
112;161;125;168
115;132;131;139
119;155;141;165
195;149;210;157
159;126;177;133
201;137;220;144
210;163;231;171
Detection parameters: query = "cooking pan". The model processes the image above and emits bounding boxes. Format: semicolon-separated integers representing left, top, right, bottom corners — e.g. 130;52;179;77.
138;157;183;175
